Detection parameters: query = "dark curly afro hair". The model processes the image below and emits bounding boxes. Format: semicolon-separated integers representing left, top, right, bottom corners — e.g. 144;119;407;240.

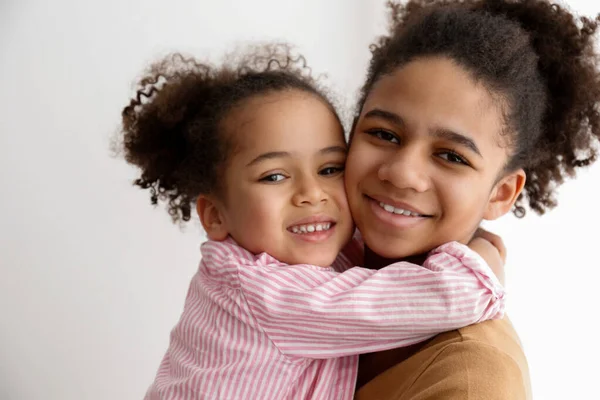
357;0;600;217
117;44;338;223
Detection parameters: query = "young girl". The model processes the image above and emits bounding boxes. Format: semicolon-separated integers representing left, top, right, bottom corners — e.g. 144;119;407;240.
347;1;600;398
117;45;506;399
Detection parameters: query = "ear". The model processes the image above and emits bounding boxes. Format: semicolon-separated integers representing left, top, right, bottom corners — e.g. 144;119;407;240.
483;169;526;221
196;195;229;241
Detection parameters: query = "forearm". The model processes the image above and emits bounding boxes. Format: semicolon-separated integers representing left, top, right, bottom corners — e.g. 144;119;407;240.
239;242;504;358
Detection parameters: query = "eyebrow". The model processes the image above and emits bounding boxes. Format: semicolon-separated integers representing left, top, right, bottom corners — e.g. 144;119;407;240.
432;129;482;157
363;109;404;127
363;108;482;157
246;145;347;167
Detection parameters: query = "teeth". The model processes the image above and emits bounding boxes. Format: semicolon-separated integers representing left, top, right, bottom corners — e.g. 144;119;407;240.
290;223;332;234
379;202;422;217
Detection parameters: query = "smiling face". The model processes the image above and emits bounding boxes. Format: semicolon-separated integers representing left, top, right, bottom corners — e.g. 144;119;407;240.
197;89;354;267
345;57;525;260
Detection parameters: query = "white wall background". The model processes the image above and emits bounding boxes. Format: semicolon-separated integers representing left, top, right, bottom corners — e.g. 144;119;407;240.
0;1;598;399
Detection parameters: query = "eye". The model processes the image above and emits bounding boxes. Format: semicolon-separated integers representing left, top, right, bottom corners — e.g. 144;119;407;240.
319;165;345;176
260;173;287;183
438;151;470;166
366;129;400;144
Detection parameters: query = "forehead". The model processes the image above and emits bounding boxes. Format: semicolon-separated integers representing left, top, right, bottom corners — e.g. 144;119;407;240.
361;57;507;147
370;58;498;118
224;90;345;158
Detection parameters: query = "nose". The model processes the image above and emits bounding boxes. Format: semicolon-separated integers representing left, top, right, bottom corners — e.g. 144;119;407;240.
377;146;430;193
292;174;328;206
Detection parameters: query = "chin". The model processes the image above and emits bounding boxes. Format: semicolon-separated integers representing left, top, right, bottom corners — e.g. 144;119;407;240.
364;231;430;260
305;256;338;268
280;253;336;268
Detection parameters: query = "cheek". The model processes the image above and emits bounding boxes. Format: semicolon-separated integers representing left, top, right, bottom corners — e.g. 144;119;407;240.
346;141;375;187
243;192;282;221
225;187;280;230
344;164;362;209
329;180;351;214
439;177;490;222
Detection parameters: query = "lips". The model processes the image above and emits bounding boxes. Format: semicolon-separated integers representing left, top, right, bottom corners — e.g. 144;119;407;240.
362;195;431;231
286;215;339;244
367;195;432;217
289;222;333;234
286;215;336;234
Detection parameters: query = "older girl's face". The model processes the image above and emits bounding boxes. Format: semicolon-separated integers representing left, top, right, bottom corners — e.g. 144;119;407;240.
345;56;525;259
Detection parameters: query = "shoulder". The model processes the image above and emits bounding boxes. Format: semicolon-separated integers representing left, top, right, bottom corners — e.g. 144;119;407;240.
355;318;531;400
411;340;527;399
407;319;530;400
199;239;256;287
201;238;255;265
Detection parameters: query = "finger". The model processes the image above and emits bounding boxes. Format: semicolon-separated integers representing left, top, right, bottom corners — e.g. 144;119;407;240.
489;236;506;263
474;229;506;262
473;227;486;238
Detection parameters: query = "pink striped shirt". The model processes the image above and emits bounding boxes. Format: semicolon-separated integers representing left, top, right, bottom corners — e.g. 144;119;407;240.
145;237;505;400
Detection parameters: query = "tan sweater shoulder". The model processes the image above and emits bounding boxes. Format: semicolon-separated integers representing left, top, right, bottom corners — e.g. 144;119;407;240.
399;339;528;399
355;318;531;400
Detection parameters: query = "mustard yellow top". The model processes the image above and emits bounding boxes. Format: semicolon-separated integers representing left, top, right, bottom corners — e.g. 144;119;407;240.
355;317;531;400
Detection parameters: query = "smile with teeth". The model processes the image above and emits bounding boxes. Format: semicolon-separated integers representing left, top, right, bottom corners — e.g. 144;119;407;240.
378;202;425;217
289;223;333;234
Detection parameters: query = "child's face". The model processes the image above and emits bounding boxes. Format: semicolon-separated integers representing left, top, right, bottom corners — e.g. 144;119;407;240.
214;90;353;267
345;57;525;260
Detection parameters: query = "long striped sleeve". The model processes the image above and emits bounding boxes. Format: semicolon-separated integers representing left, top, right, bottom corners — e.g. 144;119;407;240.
206;240;505;359
146;239;505;399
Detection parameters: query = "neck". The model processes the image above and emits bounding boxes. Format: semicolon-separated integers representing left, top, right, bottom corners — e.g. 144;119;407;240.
356;243;437;389
363;245;428;269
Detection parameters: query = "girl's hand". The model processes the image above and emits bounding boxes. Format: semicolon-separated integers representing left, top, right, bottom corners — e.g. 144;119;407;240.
468;228;506;285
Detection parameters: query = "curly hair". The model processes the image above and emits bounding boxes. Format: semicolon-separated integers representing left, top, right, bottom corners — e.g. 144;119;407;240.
117;44;338;223
358;0;600;217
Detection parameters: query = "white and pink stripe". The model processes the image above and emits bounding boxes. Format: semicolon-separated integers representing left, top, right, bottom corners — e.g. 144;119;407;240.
145;236;505;400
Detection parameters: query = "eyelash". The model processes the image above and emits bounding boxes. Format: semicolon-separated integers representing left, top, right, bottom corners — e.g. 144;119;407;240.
365;129;471;166
366;129;400;144
259;165;344;183
259;173;287;183
437;150;470;166
319;165;345;176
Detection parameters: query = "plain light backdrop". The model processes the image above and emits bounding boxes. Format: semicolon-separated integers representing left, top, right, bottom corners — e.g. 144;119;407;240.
1;1;598;399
